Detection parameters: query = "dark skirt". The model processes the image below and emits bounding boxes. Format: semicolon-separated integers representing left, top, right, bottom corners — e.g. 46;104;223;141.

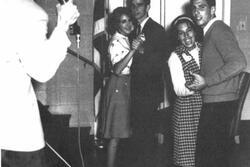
102;74;131;138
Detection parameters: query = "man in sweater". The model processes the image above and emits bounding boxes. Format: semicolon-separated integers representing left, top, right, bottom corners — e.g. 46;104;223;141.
188;0;247;167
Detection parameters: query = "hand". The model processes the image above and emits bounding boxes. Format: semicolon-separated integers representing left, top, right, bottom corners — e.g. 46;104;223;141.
186;72;207;90
138;33;145;42
132;37;144;51
56;0;80;31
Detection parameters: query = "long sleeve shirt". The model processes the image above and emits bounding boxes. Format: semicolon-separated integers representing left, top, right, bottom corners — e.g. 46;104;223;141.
0;0;70;151
168;45;200;96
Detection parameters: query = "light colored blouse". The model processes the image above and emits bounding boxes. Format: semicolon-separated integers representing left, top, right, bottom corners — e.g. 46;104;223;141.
109;32;132;75
168;44;200;96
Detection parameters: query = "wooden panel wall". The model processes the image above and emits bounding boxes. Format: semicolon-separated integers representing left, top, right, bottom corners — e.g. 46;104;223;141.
35;0;95;128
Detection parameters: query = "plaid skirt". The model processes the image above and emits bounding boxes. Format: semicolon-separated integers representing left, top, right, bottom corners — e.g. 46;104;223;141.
172;92;202;167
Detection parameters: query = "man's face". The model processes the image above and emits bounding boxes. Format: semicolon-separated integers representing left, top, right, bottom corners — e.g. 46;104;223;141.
130;0;150;23
191;0;215;28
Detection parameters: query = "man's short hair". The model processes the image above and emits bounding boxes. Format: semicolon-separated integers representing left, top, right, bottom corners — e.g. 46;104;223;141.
127;0;151;6
191;0;215;7
206;0;216;7
144;0;150;5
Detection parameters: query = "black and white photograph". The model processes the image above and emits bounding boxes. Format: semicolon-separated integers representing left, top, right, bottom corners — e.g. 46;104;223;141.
1;0;250;167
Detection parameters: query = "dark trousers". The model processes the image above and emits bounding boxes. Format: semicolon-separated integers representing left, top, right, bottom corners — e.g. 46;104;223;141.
2;148;47;167
129;97;159;167
195;101;236;167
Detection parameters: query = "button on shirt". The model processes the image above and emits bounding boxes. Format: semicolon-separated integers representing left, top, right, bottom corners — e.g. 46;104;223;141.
109;32;132;75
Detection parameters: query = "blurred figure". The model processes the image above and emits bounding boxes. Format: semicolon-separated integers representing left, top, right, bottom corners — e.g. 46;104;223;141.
0;0;79;166
189;0;247;167
101;7;144;167
168;15;202;167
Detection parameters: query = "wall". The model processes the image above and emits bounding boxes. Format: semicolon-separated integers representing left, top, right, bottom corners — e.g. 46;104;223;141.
160;0;230;28
231;0;250;120
35;0;95;127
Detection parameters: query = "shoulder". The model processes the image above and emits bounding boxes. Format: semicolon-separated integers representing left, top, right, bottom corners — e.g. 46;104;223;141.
108;33;128;51
144;18;166;43
169;51;179;63
146;18;165;32
210;20;232;35
18;1;48;22
109;33;123;45
208;20;237;43
4;1;48;37
168;51;182;69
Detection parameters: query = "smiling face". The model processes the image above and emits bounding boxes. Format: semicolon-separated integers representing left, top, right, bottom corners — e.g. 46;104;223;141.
118;14;134;36
177;22;196;48
191;0;215;28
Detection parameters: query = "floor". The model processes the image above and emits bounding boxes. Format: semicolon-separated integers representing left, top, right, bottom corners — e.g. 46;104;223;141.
230;121;250;167
41;104;172;167
43;121;250;167
40;102;250;167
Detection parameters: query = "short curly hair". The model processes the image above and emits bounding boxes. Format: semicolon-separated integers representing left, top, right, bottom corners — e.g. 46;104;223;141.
107;7;133;35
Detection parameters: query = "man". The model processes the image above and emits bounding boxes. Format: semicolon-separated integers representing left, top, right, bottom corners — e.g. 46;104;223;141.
0;0;79;166
188;0;247;167
126;0;168;166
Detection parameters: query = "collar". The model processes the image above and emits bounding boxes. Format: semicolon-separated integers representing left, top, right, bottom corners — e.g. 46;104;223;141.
115;31;129;40
203;17;219;35
140;17;150;31
180;42;200;53
114;31;130;49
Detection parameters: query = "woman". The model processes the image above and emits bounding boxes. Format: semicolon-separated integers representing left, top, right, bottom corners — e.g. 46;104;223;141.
168;15;202;167
101;7;144;167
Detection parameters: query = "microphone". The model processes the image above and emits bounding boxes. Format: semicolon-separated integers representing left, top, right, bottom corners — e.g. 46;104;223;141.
57;0;81;48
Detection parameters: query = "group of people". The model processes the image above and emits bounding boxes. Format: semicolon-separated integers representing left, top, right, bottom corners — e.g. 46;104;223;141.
0;0;247;167
101;0;167;167
101;1;247;167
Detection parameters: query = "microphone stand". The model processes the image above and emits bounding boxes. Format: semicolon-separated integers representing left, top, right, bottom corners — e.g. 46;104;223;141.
45;1;85;167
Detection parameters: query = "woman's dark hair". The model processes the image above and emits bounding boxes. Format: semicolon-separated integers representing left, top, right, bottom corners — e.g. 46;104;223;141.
107;7;135;35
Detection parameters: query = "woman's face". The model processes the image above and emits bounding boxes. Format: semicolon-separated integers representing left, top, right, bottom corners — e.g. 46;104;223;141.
177;22;196;48
118;14;134;36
